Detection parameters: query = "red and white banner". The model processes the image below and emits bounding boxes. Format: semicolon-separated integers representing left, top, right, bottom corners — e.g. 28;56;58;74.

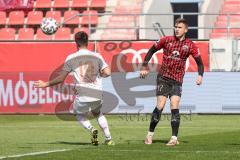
97;41;209;72
0;0;34;10
0;41;209;113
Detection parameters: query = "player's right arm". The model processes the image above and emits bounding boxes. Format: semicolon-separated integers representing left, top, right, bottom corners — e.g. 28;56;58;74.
140;44;159;78
34;70;69;88
140;37;165;78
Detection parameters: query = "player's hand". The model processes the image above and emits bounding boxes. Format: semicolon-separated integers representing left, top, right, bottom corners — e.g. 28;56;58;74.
140;66;149;79
34;80;48;88
196;75;203;85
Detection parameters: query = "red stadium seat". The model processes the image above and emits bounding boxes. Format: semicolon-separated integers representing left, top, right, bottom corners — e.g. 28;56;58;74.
215;21;227;28
225;0;240;5
0;28;16;40
217;15;240;22
71;0;88;11
212;28;228;33
52;0;70;9
81;10;98;26
8;11;25;26
230;28;240;33
54;27;71;40
35;0;52;9
102;29;136;40
89;0;106;12
73;27;90;35
210;32;228;38
101;33;136;40
46;11;62;24
0;11;6;26
36;28;53;40
63;10;80;26
26;11;43;26
18;28;34;40
109;16;134;23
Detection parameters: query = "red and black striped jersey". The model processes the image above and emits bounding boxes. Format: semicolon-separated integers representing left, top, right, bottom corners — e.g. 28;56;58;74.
155;36;200;83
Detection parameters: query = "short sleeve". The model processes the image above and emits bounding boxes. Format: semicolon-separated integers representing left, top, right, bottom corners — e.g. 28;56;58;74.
62;56;72;72
154;37;166;50
190;42;200;58
98;54;108;70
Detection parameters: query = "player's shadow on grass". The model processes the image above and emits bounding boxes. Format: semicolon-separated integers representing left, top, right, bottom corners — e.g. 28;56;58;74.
153;139;189;144
27;141;89;146
18;146;33;149
152;140;168;144
227;143;240;146
55;141;90;145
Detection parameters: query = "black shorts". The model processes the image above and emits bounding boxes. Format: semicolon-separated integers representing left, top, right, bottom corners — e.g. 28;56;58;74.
156;75;182;98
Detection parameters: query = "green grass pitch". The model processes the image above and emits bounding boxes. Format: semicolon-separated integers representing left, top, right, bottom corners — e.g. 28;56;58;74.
0;114;240;160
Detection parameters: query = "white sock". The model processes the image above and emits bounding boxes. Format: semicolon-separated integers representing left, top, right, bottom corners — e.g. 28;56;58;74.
171;136;177;140
147;131;154;137
76;114;93;132
97;113;111;140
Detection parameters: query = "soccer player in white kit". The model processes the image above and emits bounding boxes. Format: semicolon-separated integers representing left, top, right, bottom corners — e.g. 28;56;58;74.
34;31;114;146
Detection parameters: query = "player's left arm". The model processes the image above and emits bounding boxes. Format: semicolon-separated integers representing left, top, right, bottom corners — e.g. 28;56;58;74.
100;66;111;77
98;54;111;78
194;56;204;85
191;43;204;85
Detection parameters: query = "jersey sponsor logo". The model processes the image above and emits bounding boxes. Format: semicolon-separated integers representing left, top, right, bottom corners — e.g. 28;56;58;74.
172;50;180;58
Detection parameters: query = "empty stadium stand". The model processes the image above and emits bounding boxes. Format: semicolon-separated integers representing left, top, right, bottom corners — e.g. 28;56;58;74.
54;27;71;40
0;0;108;41
45;10;62;23
211;0;240;38
34;0;52;9
63;10;80;26
35;0;52;9
101;0;141;40
36;28;53;40
89;0;106;12
52;0;70;10
71;0;88;11
74;27;90;35
81;10;98;26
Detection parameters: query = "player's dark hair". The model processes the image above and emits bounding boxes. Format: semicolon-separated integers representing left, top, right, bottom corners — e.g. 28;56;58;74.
75;31;88;48
175;18;188;28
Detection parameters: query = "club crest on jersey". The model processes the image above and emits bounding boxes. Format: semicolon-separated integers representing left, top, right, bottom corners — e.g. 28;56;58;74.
182;45;189;52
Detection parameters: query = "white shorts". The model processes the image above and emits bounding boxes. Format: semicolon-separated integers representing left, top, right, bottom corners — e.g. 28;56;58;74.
70;99;102;114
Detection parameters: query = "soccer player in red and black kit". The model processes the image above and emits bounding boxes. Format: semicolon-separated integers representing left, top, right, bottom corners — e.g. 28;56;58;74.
140;18;204;146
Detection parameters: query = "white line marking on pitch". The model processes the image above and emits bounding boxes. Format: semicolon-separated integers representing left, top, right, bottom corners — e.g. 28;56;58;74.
0;149;71;160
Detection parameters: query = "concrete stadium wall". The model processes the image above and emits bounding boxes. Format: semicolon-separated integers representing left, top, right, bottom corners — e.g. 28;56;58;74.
140;0;174;39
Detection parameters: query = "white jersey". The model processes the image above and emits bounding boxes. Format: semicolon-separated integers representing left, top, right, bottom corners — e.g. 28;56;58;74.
63;49;108;102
